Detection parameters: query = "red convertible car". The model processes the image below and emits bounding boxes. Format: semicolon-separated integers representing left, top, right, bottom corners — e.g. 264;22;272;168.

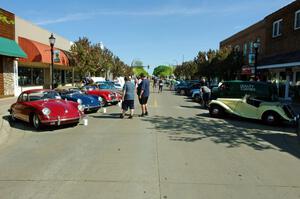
84;85;121;106
9;89;84;129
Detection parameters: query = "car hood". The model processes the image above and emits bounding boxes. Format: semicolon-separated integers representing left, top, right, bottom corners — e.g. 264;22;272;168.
68;94;100;106
29;99;79;116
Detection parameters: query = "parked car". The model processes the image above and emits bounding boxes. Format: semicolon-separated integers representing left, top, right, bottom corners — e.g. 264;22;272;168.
9;89;83;129
177;82;201;96
209;81;298;125
55;86;103;113
191;89;203;103
84;85;120;106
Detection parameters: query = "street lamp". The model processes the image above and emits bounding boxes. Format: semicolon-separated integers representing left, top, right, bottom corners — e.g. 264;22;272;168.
253;39;261;80
49;33;56;89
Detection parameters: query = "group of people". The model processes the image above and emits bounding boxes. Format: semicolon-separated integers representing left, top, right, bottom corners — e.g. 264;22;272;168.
153;77;164;93
120;74;150;119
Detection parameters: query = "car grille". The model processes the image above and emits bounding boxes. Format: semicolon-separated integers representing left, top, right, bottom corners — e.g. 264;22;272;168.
282;105;296;119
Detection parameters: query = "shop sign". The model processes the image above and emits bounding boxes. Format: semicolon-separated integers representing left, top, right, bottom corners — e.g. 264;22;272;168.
0;11;14;25
241;66;252;75
54;50;60;63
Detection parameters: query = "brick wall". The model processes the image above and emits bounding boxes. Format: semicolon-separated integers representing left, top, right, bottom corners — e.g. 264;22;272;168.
264;1;300;57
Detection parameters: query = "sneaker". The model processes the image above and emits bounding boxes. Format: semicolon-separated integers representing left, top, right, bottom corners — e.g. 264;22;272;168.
145;112;148;116
128;115;133;119
139;113;145;117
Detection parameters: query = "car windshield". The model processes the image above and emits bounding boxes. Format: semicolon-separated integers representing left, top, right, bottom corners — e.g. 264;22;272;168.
98;84;112;89
28;91;61;101
68;88;82;94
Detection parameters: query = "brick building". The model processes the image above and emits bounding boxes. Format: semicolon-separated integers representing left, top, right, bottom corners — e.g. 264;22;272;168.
220;0;300;100
0;8;26;97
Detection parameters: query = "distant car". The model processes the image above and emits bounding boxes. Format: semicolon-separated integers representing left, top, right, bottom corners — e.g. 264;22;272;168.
55;86;103;113
191;89;203;103
84;85;120;106
114;83;122;90
9;89;83;129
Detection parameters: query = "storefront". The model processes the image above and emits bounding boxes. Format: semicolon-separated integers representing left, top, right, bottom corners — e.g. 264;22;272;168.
258;51;300;101
17;37;72;93
0;8;27;97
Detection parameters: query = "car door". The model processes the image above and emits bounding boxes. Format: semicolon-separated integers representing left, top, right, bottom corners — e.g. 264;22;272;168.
14;93;29;121
234;97;260;119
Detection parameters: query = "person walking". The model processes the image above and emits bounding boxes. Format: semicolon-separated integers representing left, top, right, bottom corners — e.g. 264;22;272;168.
138;73;150;117
201;84;211;108
120;76;135;119
158;77;163;93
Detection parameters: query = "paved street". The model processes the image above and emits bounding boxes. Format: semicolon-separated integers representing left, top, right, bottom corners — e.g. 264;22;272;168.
0;90;300;199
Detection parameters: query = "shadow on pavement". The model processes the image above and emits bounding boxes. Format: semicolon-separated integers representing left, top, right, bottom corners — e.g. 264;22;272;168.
141;114;300;159
2;115;78;132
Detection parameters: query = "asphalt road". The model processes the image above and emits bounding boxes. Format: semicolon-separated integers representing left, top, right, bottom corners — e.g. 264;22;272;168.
0;90;300;199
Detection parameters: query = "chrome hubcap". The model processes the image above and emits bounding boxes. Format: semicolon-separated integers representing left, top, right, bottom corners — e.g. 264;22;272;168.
212;108;219;115
267;115;275;122
33;115;39;128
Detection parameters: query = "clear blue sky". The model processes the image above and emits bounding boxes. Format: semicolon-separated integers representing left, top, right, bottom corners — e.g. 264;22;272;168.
0;0;294;73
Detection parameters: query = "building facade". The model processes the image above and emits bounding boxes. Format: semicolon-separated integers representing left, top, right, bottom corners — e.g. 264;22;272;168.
0;8;26;97
15;16;73;95
220;0;300;100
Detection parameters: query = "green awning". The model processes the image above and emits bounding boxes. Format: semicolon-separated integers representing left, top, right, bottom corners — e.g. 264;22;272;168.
0;37;27;58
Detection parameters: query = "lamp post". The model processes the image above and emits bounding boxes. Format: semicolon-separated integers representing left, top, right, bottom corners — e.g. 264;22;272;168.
253;40;261;80
49;33;56;89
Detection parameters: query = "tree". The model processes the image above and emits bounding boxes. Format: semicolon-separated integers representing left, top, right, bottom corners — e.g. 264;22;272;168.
153;65;173;77
132;66;148;77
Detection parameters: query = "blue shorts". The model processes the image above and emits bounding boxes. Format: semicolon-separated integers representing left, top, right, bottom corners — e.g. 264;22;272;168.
122;100;134;110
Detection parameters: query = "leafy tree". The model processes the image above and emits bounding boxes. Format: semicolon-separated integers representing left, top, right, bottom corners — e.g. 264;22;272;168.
132;66;148;77
153;65;173;77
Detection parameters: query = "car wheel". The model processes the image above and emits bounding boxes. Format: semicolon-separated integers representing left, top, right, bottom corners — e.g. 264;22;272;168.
262;111;280;125
180;89;185;95
209;105;224;118
32;113;41;130
194;94;200;102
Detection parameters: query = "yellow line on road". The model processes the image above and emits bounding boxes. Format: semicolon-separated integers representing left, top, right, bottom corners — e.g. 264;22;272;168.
153;95;158;108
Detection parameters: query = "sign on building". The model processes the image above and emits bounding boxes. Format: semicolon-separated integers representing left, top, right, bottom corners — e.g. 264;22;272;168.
54;50;60;63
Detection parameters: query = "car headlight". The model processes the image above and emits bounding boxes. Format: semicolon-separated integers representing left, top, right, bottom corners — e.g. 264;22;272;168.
77;99;82;104
98;97;102;102
42;108;51;116
78;105;84;112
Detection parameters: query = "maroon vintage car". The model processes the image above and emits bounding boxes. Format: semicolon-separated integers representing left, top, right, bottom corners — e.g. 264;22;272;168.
83;85;121;106
9;89;84;129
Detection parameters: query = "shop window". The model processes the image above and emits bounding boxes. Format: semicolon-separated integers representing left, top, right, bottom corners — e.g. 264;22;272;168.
66;70;73;84
32;68;44;85
18;67;32;86
53;70;62;85
272;19;283;38
295;10;300;30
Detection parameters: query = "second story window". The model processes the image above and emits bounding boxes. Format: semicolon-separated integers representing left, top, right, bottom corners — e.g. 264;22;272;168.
295;10;300;30
272;19;283;38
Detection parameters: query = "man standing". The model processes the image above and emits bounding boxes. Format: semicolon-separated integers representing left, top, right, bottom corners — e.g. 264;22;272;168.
139;74;150;117
158;77;163;93
120;76;135;119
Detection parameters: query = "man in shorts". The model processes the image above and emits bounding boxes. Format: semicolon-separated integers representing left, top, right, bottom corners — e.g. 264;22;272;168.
138;73;150;117
120;76;135;119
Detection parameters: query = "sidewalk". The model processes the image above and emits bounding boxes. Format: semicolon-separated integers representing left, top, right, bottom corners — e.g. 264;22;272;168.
0;97;17;145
